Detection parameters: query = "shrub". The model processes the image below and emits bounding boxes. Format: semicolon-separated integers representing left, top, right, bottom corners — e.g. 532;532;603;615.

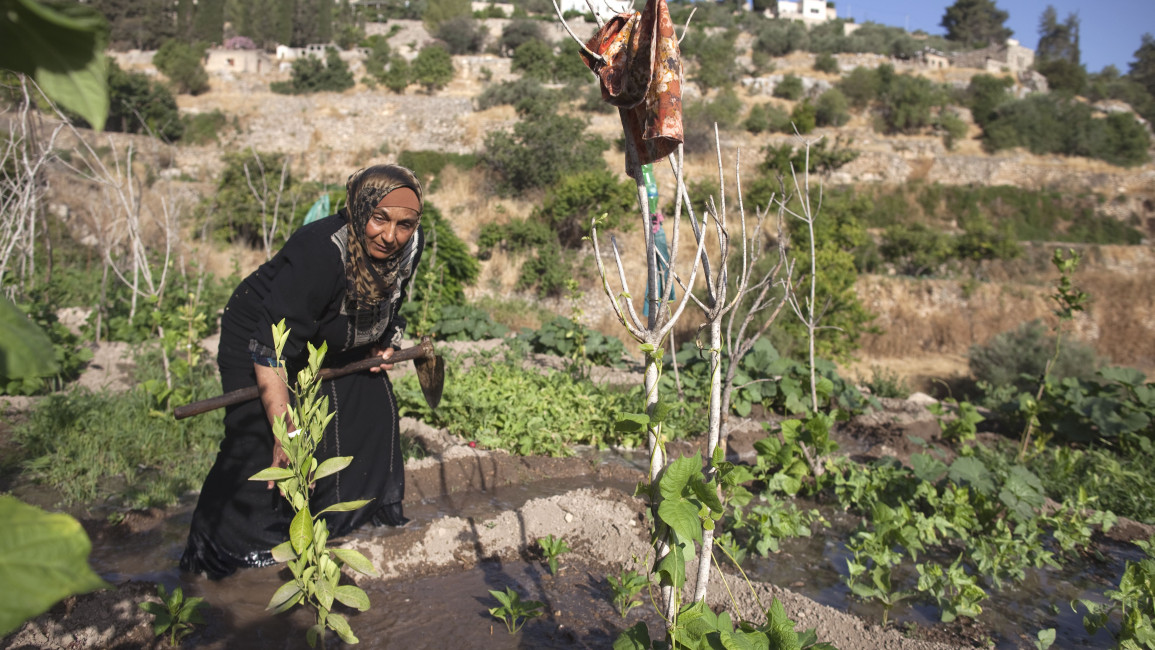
744;103;791;134
878;73;941;133
382;55;410;93
181;110;228;145
270;49;354;95
476;77;556;111
753;19;808;57
499;20;543;56
815;88;850;127
363;35;391;80
838;65;881;109
965;73;1012;126
683;89;744;152
482;110;608;196
968;320;1099;393
683;28;739;91
983;94;1151;167
512;39;554;81
879;223;953;276
104;60;184;141
436;16;486;54
790;100;816;134
412;43;454;92
554;40;591;85
937;110;968;150
396;150;479;191
814;52;839;73
773;73;804;100
202;150;296;247
153;40;209;95
532;168;636;247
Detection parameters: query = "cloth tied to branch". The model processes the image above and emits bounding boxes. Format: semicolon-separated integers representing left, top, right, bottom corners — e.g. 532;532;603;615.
581;0;683;177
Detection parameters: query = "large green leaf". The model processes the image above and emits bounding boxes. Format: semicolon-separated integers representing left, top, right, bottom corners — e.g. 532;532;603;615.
329;547;378;577
0;0;109;130
613;622;652;650
658;453;701;501
0;299;58;380
289;507;313;555
658;498;702;544
0;496;108;636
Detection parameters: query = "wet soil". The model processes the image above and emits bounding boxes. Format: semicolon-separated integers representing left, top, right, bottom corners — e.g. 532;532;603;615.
3;353;1153;650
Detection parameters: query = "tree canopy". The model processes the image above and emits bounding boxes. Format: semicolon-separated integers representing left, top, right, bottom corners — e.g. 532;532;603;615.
940;0;1012;48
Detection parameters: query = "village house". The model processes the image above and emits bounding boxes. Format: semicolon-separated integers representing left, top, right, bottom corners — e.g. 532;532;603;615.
772;0;837;24
951;38;1035;74
203;48;272;75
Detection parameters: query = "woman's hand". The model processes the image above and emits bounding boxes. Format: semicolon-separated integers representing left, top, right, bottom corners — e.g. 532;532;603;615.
368;346;395;373
268;436;291;490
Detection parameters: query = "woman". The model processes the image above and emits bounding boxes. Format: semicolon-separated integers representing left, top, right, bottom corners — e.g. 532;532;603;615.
181;164;424;579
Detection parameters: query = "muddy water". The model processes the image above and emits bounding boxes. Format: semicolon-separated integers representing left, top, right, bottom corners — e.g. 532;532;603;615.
88;465;654;648
83;451;1133;650
741;501;1135;649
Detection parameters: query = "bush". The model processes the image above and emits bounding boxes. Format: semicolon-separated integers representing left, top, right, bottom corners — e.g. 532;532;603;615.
499;20;543;56
838;65;881;109
983;94;1151;167
181;110;228;145
965;73;1012;126
531;168;636;247
436;16;486;54
814;52;839;73
683;89;744;152
202;150;296;247
879;222;953;276
482;109;608;196
878;73;941;133
396;150;479;191
969;320;1099;393
744;103;791;134
153;40;209;95
363;34;391;80
814;88;849;127
270;49;354;94
512;39;554;81
412;43;455;92
790;100;816;134
476;77;556;111
937;110;968;150
773;73;804;100
104;60;184;141
753;19;808;57
683;28;739;91
554;40;591;85
382;56;410;93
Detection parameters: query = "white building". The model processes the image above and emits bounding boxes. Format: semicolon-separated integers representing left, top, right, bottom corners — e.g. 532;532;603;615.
774;0;836;23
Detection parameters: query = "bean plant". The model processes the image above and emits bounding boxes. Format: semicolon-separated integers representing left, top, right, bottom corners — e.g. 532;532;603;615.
248;320;379;648
138;583;206;646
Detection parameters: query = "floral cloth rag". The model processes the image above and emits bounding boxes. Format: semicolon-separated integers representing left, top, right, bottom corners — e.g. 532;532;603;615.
581;0;683;177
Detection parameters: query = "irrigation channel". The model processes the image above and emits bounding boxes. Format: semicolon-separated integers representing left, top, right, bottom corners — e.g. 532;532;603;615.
3;413;1141;650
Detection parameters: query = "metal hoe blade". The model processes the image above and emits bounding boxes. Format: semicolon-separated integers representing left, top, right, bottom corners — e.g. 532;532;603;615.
414;351;444;410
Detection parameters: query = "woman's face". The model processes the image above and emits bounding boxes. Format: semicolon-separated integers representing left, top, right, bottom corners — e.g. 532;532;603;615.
364;198;419;260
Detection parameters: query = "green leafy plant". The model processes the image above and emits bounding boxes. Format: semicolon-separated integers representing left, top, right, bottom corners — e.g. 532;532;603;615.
537;534;570;575
139;583;206;646
1075;536;1155;648
248;320;379;648
487;587;544;634
608;569;648;618
928;398;984;446
0;496;108;637
916;556;987;623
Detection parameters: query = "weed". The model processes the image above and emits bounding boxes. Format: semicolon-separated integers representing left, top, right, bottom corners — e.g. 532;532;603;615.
862;365;911;399
607;569;648;618
487;587;544;634
537;534;570;575
138;583;205;647
1075;536;1155;648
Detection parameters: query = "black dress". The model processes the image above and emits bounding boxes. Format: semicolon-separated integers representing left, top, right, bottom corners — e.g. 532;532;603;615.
181;211;423;579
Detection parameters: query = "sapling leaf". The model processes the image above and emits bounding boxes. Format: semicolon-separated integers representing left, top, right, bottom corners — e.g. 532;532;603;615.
334;585;371;611
328;612;358;644
316;499;374;515
315;575;335;610
313;456;353;481
330;548;378;577
289;507;313;554
250;467;296;482
267;581;303;613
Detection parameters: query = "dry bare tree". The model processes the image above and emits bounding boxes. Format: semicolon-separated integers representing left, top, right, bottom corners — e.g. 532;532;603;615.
241;146;292;261
0;76;66;297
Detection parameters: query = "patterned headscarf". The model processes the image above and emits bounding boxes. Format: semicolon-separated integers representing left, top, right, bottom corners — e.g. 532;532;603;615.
343;164;423;308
